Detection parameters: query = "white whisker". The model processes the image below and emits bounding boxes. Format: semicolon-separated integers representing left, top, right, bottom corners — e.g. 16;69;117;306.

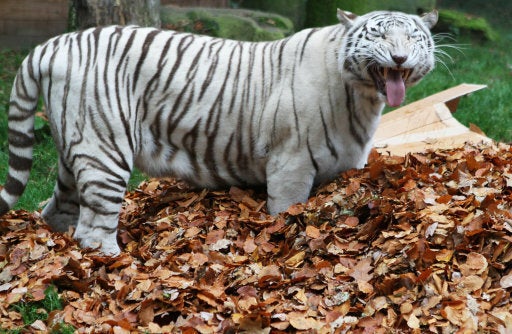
430;33;466;79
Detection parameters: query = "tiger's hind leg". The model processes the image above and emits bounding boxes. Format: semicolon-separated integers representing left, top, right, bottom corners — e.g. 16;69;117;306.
71;157;133;256
42;158;80;233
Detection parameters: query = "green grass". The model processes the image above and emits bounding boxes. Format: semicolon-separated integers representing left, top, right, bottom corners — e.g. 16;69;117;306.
0;51;60;211
0;50;146;211
11;286;62;324
0;15;511;211
3;285;76;333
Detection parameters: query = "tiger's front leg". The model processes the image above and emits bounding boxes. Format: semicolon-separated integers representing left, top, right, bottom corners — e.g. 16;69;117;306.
265;155;316;215
74;207;122;255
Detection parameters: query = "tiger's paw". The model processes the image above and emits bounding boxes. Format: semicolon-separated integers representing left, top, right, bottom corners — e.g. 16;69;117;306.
81;238;121;256
74;228;121;256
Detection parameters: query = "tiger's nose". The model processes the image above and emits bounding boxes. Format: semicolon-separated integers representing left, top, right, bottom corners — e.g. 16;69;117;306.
391;55;408;65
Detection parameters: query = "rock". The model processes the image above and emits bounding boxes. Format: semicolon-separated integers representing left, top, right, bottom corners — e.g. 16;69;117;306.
238;0;306;30
160;6;294;41
435;9;499;41
337;0;436;16
304;0;437;28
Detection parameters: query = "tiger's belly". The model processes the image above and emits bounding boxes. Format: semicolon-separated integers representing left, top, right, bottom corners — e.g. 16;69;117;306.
134;137;268;189
134;123;372;191
312;140;371;186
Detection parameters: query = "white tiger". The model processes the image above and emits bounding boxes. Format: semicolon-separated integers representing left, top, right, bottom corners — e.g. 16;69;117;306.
0;9;438;255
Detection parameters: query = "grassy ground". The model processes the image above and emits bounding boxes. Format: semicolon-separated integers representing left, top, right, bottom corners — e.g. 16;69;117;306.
421;0;512;140
0;17;511;211
0;51;56;211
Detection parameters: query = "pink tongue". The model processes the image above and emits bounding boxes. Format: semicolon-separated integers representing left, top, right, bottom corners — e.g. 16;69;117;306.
386;69;405;107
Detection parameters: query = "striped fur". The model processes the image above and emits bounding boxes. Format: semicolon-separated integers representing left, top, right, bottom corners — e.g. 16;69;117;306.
0;10;437;254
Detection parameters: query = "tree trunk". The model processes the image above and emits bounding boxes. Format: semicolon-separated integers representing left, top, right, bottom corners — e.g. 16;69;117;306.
69;0;161;30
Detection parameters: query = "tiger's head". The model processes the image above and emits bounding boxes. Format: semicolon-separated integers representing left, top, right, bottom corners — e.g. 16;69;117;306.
337;9;438;107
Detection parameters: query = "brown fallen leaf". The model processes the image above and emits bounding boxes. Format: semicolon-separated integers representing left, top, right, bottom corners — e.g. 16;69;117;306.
288;312;318;330
1;142;511;332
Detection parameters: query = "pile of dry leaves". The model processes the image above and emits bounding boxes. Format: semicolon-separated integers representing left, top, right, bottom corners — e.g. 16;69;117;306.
1;143;511;333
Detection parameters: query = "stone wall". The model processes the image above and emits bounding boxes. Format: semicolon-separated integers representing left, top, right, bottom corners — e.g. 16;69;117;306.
0;0;231;50
0;0;68;49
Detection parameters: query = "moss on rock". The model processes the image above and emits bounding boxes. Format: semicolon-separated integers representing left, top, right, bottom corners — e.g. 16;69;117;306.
303;0;437;28
160;6;294;41
304;0;338;28
336;0;436;15
239;0;307;29
435;9;499;41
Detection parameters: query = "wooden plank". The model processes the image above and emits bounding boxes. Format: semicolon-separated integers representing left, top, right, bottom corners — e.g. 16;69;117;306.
375;104;442;140
375;101;469;142
378;83;486;124
376;104;469;144
375;84;486;142
390;83;486;112
374;84;491;156
376;131;491;157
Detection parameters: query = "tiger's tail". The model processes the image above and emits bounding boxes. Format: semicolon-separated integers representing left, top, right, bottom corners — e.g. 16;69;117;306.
0;52;40;215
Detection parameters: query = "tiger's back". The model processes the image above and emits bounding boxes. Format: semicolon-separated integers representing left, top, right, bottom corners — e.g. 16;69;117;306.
126;25;350;188
40;25;348;186
0;10;438;254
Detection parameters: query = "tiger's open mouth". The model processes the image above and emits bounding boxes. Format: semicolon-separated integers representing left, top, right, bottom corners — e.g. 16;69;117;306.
369;65;412;107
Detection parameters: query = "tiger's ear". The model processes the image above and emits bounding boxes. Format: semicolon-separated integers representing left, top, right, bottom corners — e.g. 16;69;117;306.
421;10;438;29
337;9;357;28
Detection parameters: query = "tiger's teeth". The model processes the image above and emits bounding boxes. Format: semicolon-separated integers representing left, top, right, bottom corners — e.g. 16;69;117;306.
383;67;388;79
397;69;411;81
402;69;411;81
